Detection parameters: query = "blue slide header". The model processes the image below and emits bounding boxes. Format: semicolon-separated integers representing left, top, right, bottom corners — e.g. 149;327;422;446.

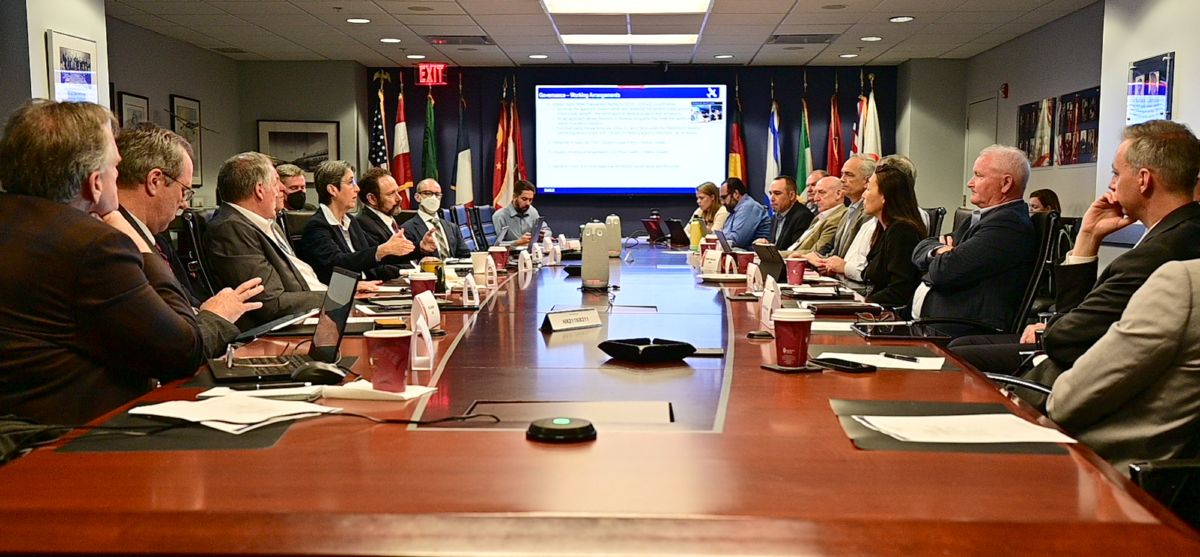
537;86;723;100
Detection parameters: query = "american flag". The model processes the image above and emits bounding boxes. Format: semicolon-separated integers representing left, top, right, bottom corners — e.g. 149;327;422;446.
368;89;389;167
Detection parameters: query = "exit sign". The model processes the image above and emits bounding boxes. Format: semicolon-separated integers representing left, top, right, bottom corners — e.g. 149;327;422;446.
418;63;448;86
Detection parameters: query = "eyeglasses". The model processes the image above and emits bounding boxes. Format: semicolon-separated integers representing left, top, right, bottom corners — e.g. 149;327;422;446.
160;172;195;202
417;191;443;198
340;179;357;187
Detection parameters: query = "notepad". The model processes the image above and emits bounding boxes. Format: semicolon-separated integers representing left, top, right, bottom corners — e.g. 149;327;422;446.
852;414;1077;444
321;379;437;401
129;396;340;435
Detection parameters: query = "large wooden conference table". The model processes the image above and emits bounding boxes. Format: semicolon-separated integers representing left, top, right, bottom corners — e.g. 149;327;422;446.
1;246;1197;555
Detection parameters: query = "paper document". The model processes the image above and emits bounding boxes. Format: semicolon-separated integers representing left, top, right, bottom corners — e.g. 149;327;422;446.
852;413;1077;444
374;285;406;293
197;386;323;402
303;316;377;326
812;321;854;332
817;351;944;370
322;379;437;401
662;250;692;255
129;396;340;434
784;286;839;295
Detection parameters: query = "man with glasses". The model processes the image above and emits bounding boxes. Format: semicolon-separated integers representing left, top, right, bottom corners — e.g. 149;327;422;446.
719;177;771;249
114;123;263;357
297;160;435;284
356;166;411;247
402;178;470;259
493;180;542;247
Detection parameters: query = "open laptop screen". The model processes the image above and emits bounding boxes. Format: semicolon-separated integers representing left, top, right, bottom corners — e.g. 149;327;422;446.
310;267;359;363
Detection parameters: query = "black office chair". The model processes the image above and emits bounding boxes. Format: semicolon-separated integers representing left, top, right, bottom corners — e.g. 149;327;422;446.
915;211;1059;339
951;206;974;233
174;209;217;299
1130;459;1200;531
472;205;498;248
922;207;946;238
282;209;315;250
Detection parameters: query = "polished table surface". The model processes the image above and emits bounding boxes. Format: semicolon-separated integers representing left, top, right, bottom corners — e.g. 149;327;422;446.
1;246;1197;555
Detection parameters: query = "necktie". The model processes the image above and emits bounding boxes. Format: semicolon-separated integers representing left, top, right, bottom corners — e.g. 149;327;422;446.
153;242;170;265
271;223;295;255
772;213;782;243
432;220;450;257
391;219;401;234
834;205;858;256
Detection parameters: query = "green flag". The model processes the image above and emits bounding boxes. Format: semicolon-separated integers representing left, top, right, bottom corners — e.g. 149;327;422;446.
796;97;813;197
422;88;438;180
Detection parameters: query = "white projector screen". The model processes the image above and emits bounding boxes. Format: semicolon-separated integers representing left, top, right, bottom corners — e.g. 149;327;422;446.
534;84;727;195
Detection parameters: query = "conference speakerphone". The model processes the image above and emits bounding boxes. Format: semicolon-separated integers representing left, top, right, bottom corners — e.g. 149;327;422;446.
526;417;597;444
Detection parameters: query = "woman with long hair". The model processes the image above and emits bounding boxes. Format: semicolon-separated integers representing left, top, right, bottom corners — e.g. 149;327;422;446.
861;161;927;313
688;181;728;237
1028;188;1062;214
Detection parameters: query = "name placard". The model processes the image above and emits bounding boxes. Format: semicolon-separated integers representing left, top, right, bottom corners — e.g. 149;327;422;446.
540;308;603;332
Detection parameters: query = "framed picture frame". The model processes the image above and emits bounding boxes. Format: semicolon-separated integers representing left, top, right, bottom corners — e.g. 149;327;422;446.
170;95;202;186
46;30;99;104
257;120;341;182
117;92;149;129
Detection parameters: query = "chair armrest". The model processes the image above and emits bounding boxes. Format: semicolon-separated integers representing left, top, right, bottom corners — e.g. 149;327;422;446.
913;317;1005;335
982;373;1052;396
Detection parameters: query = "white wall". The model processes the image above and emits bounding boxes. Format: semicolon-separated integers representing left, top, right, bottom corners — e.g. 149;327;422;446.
26;0;109;108
897;58;968;230
965;2;1104;218
106;17;241;207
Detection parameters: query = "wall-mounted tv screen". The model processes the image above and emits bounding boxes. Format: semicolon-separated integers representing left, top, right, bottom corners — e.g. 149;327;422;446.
534;84;727;195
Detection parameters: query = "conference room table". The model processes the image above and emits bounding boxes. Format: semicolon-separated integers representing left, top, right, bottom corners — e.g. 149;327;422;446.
1;245;1197;555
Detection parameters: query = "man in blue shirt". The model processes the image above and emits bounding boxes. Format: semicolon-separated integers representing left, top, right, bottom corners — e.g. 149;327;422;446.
719;177;770;248
492;180;541;246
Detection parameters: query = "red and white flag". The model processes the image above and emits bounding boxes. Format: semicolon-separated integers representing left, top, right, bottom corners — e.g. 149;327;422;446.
392;81;415;209
492;85;512;208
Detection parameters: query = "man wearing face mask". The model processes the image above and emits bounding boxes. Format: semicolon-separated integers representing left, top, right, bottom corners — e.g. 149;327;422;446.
0;100;204;425
274;163;311;244
492;180;541;246
114;123;264;358
401;178;471;259
356;166;410;248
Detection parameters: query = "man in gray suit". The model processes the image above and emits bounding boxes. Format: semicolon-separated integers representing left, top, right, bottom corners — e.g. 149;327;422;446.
206;152;326;327
115;124;262;356
1049;260;1200;475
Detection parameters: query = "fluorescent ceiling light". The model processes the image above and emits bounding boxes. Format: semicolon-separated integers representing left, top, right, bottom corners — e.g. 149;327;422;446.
860;36;882;42
380;38;402;44
346;18;371;24
407;54;426;59
713;54;733;59
529;54;549;59
561;34;698;45
889;16;915;23
839;53;858;58
544;0;709;14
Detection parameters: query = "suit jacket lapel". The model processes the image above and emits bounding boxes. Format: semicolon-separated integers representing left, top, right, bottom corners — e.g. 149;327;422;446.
1140;202;1200;246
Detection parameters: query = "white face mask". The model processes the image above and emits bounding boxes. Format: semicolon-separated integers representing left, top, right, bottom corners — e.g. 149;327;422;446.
419;195;440;214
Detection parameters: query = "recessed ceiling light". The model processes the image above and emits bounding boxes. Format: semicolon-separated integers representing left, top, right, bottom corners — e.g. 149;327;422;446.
380;38;401;44
713;54;734;59
346;18;371;24
889;15;915;23
529;54;549;59
861;36;882;42
545;0;708;14
561;34;698;45
406;54;426;60
839;53;858;58
408;5;434;11
821;3;847;9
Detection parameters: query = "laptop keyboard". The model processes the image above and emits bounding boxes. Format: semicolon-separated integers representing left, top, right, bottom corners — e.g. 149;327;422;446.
235;355;311;367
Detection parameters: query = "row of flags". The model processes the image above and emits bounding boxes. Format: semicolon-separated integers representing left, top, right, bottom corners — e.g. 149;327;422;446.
492;78;529;209
728;77;882;202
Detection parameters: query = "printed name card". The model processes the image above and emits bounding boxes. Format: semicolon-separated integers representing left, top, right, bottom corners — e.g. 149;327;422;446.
760;275;781;330
701;249;722;273
410;290;441;330
539;308;603;332
746;262;763;292
411;314;434;370
517;250;533;272
549;244;562;265
461;273;480;306
484;254;498;286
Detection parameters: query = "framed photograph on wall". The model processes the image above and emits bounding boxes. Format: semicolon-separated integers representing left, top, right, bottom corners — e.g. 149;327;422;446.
117;92;149;129
1017;97;1056;167
257;120;341;182
46;30;98;104
1127;52;1174;125
1056;86;1100;166
170;95;202;186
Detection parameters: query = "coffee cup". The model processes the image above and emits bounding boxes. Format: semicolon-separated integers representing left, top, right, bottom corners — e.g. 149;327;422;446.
409;272;437;297
733;251;755;274
772;308;815;368
470;252;489;274
488;245;509;268
364;329;412;393
785;259;806;285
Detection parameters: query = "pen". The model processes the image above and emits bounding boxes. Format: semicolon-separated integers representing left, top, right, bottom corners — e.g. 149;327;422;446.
230;382;312;391
881;352;920;363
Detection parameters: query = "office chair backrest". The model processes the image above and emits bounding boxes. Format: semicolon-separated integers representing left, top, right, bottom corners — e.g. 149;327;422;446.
1130;458;1200;531
460;223;478;251
472;206;497;248
952;207;974;233
283;209;315;250
1007;210;1058;333
176;209;216;299
922;207;946;238
451;205;470;227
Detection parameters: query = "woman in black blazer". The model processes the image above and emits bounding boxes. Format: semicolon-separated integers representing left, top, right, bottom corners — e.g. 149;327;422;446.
862;160;928;314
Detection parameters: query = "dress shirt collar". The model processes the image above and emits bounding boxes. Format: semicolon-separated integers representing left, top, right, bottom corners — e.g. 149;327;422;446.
320;204;351;229
124;209;156;247
979;198;1023;215
815;205;841;221
225;202;276;237
366;205;396;230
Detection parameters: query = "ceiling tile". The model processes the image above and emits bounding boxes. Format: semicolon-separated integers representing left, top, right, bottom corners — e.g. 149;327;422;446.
873;0;968;13
159;13;249;27
409;25;487;35
935;10;1023;24
957;0;1048;11
206;1;304;15
455;0;545;16
376;0;467;16
712;0;797;14
104;1;145;17
391;14;478;26
773;23;853;35
119;0;223;14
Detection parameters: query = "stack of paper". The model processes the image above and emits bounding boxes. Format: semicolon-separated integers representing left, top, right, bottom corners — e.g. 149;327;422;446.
322;379;437;401
197;386;323;402
130;396;340;434
852;413;1077;444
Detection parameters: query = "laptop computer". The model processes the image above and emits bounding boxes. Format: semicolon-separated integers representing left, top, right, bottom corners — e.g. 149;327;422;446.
641;217;667;243
209;267;359;383
713;229;752;254
664;219;689;247
752;243;786;283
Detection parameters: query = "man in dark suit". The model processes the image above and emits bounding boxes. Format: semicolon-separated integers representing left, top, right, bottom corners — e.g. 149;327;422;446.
402;178;471;259
756;175;814;250
0;100;204;425
114;123;263;357
954;121;1200;406
298;160;434;284
206;152;327;327
910;145;1038;333
356;166;407;247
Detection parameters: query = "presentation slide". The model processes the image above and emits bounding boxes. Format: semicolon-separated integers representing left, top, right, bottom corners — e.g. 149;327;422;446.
535;84;727;195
